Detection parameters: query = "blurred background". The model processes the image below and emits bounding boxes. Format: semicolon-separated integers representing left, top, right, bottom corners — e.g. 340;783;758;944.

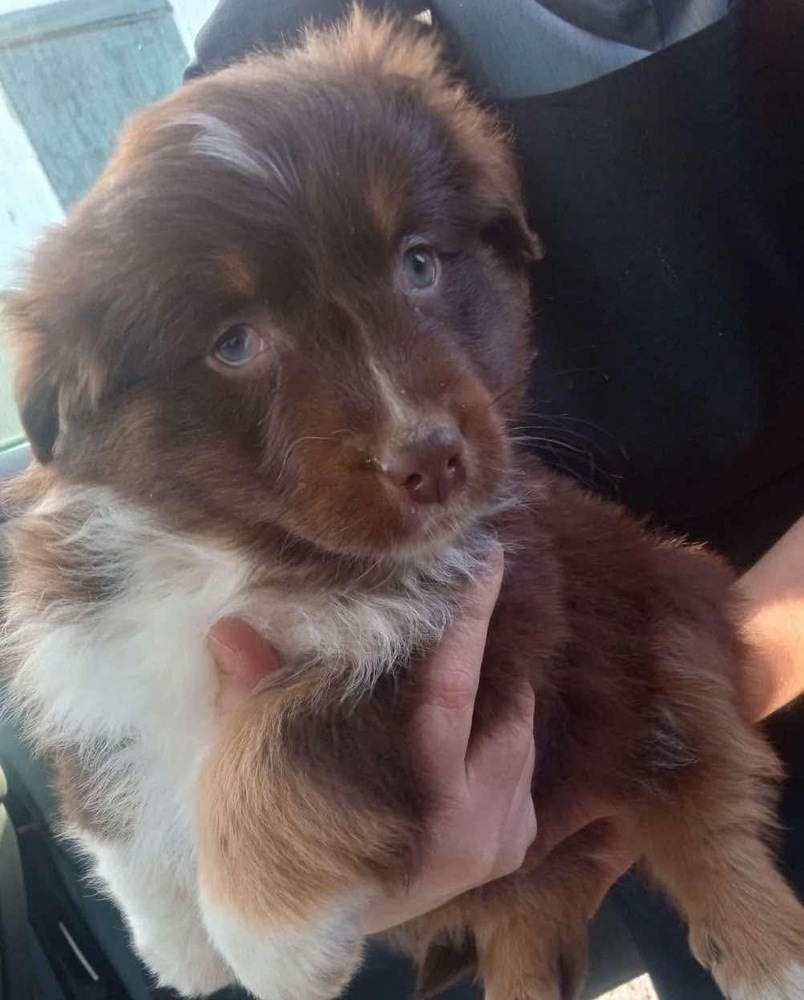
0;0;218;446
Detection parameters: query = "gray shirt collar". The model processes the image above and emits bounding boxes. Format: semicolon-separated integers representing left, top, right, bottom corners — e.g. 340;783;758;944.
433;0;732;97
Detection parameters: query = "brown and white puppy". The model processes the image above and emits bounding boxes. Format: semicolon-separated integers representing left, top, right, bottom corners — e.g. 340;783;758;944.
3;9;803;1000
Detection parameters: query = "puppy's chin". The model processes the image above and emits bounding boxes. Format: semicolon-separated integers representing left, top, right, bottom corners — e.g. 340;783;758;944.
271;420;512;564
373;505;483;563
276;490;496;565
274;426;512;558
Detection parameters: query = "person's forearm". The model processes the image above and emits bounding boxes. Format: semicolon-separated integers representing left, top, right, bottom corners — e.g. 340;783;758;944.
736;515;804;721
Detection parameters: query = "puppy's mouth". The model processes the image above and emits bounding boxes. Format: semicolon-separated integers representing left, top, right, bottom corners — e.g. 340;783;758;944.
269;411;512;562
388;461;519;556
275;452;508;564
387;498;481;556
369;429;475;549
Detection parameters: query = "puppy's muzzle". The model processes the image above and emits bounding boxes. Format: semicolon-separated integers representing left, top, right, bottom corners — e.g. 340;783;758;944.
383;424;466;506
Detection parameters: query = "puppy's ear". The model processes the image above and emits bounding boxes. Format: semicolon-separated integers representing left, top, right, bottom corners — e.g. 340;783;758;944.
6;294;101;466
481;207;545;267
5;305;61;465
18;372;60;465
469;130;544;268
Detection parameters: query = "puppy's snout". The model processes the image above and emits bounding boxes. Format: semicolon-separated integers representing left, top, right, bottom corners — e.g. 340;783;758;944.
386;425;466;505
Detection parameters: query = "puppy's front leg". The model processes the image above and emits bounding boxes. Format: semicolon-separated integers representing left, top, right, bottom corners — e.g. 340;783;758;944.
199;891;369;1000
89;839;234;996
197;681;422;1000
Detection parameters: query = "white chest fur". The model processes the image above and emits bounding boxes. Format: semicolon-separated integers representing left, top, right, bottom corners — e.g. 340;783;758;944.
3;485;477;995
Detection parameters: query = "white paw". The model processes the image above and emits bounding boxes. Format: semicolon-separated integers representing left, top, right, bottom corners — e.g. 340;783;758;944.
135;936;234;997
88;840;234;996
201;894;369;1000
721;962;804;1000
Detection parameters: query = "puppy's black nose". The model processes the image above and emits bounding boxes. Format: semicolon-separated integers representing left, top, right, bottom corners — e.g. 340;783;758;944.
387;426;466;505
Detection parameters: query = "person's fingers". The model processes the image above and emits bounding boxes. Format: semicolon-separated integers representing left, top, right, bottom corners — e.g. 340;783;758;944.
525;804;638;917
533;794;631;864
468;682;538;877
582;816;638;918
595;815;638;884
466;679;535;793
412;546;504;796
208;618;281;717
493;740;539;876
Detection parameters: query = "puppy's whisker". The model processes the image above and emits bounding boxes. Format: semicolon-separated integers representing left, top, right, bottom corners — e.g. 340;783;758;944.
510;433;590;459
530;366;601;384
508;422;624;493
519;411;629;458
487;374;532;409
276;435;342;481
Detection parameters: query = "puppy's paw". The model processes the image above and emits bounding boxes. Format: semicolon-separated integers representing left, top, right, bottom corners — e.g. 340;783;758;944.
135;935;234;997
719;963;804;1000
482;934;587;1000
201;894;368;1000
125;897;234;996
484;984;562;1000
690;925;804;1000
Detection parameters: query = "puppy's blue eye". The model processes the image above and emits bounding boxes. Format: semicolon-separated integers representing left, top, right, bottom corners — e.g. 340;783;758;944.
213;324;263;367
402;247;438;290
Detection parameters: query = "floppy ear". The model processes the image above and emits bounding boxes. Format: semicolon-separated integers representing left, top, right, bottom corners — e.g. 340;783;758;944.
7;296;92;466
13;338;104;466
481;206;545;267
6;305;62;465
472;138;545;268
6;242;111;465
18;371;60;465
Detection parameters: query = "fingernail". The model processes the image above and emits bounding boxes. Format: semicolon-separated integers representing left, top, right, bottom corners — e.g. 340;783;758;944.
208;632;241;676
209;618;282;686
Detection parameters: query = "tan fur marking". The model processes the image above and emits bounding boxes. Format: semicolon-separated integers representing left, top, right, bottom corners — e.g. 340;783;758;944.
367;176;403;244
197;677;416;927
217;254;258;297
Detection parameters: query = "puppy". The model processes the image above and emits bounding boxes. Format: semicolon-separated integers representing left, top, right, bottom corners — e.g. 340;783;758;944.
3;9;803;1000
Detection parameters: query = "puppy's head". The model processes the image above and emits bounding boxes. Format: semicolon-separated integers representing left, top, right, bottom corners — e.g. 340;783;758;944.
6;8;539;562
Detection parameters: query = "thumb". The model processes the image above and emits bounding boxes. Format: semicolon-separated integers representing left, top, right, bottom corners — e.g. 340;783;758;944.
208;618;281;717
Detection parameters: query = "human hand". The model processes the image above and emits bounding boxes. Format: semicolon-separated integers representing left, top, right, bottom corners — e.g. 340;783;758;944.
207;550;634;934
736;514;804;722
359;547;539;932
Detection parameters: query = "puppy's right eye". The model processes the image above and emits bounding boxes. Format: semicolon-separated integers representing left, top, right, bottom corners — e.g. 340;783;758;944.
212;324;266;367
401;246;438;291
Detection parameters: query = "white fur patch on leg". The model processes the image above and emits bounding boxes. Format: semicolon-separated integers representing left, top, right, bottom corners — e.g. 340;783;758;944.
201;894;369;1000
728;963;804;1000
779;963;804;1000
91;842;233;997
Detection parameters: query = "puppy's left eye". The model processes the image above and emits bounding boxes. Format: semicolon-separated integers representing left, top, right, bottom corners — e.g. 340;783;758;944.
402;246;438;290
212;324;265;367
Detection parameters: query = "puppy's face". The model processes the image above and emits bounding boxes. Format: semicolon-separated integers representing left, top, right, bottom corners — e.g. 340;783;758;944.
8;14;538;561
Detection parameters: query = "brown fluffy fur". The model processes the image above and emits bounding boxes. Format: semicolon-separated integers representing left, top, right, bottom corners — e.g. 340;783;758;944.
4;8;803;999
